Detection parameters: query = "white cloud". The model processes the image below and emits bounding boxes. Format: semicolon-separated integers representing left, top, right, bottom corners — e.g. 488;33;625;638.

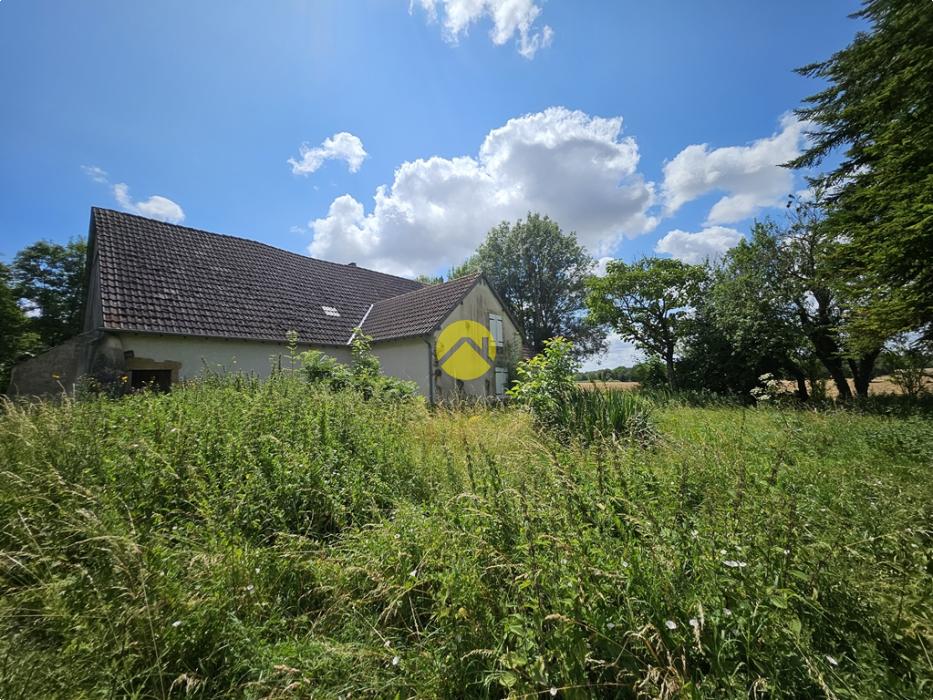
580;332;642;372
306;107;657;276
661;114;809;225
594;256;614;276
411;0;553;58
81;165;109;183
289;132;367;175
655;226;743;264
113;183;185;224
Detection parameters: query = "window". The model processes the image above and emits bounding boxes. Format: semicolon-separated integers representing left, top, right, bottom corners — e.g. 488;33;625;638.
322;305;340;317
489;313;504;346
495;367;509;397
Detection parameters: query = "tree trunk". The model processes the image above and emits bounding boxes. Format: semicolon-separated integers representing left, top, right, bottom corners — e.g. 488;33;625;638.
786;363;809;401
848;348;880;399
665;352;677;390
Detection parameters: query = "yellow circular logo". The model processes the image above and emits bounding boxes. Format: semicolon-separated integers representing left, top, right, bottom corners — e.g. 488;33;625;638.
436;320;496;381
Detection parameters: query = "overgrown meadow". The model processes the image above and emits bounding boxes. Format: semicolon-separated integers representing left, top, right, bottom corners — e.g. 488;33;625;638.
1;372;931;698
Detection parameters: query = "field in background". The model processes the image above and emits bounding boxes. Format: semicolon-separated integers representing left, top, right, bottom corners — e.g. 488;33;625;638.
580;374;933;397
1;377;930;697
577;380;640;391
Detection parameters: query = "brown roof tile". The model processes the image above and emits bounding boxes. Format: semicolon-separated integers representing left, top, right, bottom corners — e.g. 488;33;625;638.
362;273;482;341
90;208;425;345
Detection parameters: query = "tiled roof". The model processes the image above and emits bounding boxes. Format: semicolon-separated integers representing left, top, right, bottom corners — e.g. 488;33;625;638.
90;208;425;345
362;273;482;341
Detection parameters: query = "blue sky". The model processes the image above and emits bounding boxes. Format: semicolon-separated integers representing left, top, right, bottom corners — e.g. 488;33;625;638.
0;1;863;365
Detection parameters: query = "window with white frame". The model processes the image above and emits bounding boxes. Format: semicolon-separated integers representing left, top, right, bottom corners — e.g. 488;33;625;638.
489;313;504;346
495;367;509;397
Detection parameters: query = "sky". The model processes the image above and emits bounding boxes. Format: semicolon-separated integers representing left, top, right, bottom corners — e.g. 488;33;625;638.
0;0;864;368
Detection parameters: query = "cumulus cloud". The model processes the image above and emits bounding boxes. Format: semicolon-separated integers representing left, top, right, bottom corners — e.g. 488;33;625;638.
411;0;553;58
289;132;367;175
113;183;185;224
661;114;809;225
306;107;657;276
655;226;744;264
83;165;185;224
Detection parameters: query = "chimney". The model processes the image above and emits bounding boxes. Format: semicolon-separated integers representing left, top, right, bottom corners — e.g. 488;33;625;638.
347;262;357;267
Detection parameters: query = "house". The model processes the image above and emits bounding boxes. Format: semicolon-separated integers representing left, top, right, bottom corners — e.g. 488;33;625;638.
9;208;524;400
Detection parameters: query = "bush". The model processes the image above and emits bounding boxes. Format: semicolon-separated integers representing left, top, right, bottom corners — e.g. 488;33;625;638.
299;330;417;402
509;337;654;443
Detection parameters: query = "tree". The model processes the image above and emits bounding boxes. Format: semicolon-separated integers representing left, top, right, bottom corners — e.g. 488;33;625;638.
11;239;87;348
703;224;816;399
586;257;706;389
709;199;886;400
789;0;933;339
470;214;605;356
0;263;39;392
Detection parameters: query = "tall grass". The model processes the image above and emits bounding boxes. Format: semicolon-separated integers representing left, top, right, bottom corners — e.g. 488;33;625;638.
1;375;931;698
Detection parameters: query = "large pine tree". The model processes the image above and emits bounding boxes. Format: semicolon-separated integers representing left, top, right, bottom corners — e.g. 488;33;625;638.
789;0;933;340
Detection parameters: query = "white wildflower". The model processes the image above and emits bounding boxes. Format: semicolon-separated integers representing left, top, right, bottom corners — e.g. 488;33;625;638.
550;688;558;697
409;569;417;578
606;622;615;630
723;608;733;617
246;584;254;593
665;620;677;630
392;655;400;667
172;620;182;628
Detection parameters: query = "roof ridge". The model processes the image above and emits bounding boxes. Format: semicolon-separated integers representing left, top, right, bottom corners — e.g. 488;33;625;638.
374;271;482;306
91;207;423;288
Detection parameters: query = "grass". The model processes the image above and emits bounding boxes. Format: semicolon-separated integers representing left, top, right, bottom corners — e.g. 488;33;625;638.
1;374;931;698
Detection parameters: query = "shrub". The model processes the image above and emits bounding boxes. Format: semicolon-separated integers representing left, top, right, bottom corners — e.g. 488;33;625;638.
509;337;654;443
299;330;417;402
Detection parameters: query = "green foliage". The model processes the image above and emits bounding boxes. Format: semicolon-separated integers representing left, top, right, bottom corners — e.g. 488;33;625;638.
789;0;933;337
884;338;932;400
11;238;87;348
299;331;418;401
469;213;605;356
0;379;930;697
586;257;706;389
507;337;578;427
509;337;654;444
0;263;40;393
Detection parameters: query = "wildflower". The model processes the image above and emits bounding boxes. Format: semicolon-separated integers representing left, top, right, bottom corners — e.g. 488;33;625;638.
172;620;182;628
665;620;677;630
621;560;629;569
606;622;615;630
723;608;733;617
690;529;698;538
383;640;391;648
409;569;417;578
723;560;747;568
550;688;558;697
689;618;699;628
246;584;254;593
391;655;400;667
826;655;838;666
